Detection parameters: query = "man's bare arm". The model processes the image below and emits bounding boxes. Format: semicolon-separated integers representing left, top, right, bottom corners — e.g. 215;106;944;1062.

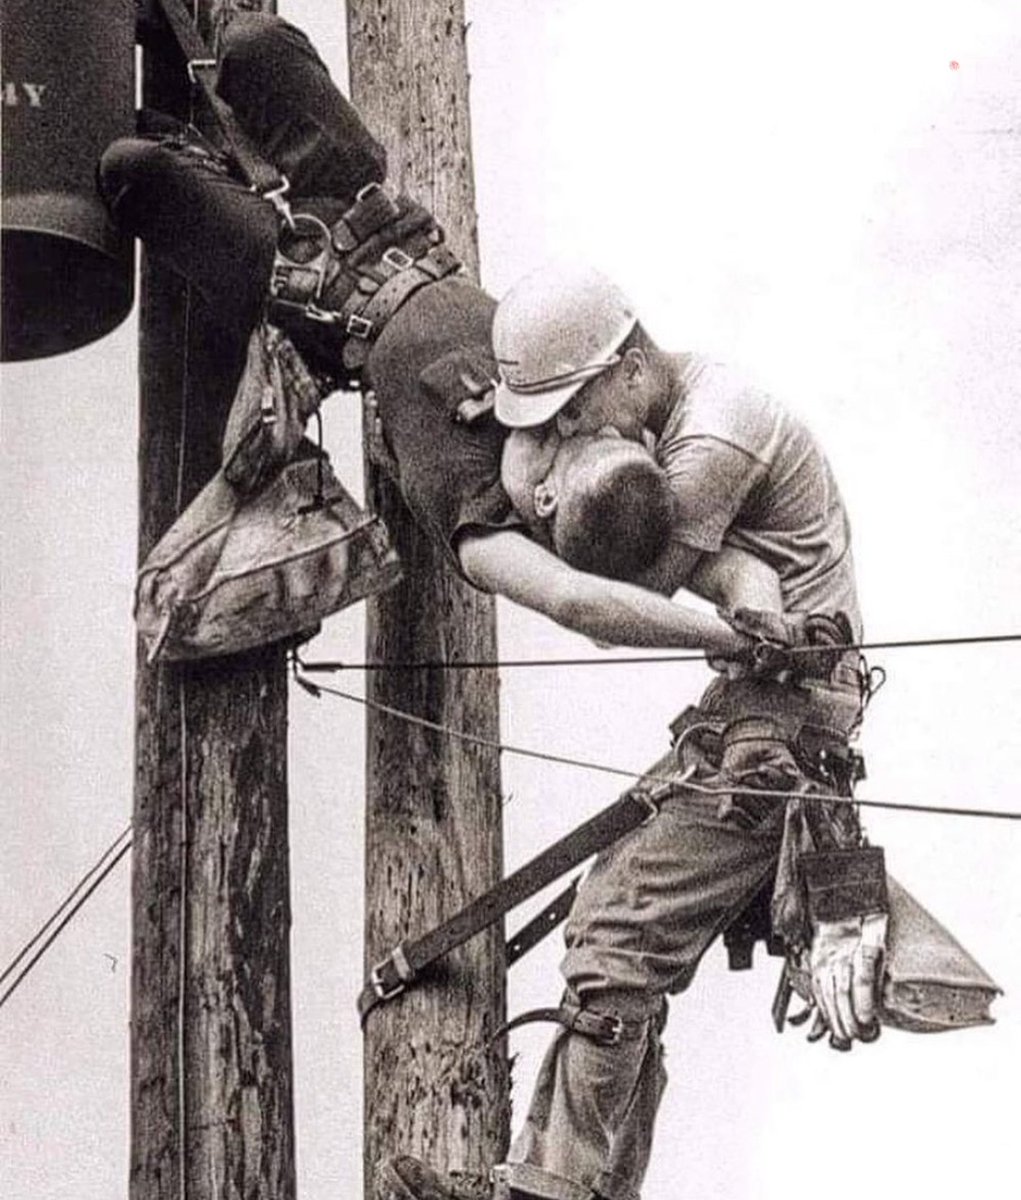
458;528;749;655
689;545;783;613
636;531;783;614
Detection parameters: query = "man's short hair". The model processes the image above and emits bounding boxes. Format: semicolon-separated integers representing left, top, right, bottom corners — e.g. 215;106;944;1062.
551;440;677;580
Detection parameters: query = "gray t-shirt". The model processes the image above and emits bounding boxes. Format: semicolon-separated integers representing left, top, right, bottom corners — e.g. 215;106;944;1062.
655;354;862;637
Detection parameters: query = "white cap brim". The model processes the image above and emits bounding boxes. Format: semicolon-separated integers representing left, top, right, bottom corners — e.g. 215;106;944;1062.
493;374;590;429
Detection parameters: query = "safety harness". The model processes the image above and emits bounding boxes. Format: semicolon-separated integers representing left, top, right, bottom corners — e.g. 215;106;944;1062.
357;679;870;1043
153;0;462;391
266;191;461;385
357;771;686;1026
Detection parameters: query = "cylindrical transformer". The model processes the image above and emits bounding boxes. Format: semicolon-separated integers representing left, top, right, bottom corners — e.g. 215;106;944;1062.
2;0;136;361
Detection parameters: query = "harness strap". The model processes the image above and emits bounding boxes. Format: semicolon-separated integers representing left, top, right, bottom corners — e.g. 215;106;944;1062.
493;1000;648;1046
267;187;461;386
154;0;287;204
505;877;580;968
671;704;864;791
330;182;402;250
339;245;462;373
357;774;684;1025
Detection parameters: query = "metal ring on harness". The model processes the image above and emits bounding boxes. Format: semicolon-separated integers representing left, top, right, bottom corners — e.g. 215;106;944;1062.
275;211;333;267
270;212;335;317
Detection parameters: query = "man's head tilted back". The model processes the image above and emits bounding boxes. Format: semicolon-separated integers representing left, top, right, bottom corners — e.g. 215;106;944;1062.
493;263;639;430
493;264;676;580
537;434;678;581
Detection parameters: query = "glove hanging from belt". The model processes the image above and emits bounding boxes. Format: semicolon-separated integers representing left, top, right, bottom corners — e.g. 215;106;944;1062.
786;846;889;1050
267;182;462;388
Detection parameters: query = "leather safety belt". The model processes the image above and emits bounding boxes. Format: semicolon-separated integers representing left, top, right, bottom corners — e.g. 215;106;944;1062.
357;772;689;1025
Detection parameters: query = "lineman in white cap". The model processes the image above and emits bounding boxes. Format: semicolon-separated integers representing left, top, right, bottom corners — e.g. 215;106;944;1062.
493;264;639;430
493;261;860;627
381;263;888;1200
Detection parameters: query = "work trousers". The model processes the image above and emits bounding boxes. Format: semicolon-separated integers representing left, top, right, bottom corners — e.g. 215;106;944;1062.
98;12;385;344
501;674;862;1200
98;14;510;566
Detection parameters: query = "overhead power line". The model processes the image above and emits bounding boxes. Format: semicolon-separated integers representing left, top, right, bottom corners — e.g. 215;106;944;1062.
0;825;133;989
296;631;1021;674
293;671;1021;824
7;625;1019;1016
0;828;133;1013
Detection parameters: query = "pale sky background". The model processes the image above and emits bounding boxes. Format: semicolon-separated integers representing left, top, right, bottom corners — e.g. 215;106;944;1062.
2;2;1020;1198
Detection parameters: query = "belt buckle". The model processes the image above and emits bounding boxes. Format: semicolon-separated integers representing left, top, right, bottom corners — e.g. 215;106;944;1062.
382;246;415;272
600;1015;624;1045
369;959;406;1002
346;313;374;339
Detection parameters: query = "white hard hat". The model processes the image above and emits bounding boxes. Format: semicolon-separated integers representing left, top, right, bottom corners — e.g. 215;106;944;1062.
492;263;638;428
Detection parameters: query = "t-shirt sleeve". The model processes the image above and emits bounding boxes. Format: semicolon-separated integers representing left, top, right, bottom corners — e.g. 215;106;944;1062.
656;435;766;551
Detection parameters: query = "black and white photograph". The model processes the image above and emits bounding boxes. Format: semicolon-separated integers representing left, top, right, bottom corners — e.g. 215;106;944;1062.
2;3;1019;1199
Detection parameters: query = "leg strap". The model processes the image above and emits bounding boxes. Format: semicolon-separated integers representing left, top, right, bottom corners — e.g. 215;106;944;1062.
494;999;649;1047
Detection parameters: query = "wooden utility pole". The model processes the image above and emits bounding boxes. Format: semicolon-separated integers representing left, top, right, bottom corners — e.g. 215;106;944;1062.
347;0;510;1191
132;3;295;1198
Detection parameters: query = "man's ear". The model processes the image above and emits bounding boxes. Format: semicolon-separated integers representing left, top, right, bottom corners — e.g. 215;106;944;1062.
622;347;647;387
534;479;558;519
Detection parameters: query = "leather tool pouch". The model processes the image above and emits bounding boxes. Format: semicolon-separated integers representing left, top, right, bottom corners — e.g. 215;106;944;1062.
880;875;1001;1032
418;343;497;424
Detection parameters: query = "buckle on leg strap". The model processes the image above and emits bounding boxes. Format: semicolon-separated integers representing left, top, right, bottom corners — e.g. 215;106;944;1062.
494;1004;639;1045
575;1011;625;1044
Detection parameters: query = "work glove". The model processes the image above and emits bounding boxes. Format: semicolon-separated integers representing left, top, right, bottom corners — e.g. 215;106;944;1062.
719;608;854;682
792;847;888;1050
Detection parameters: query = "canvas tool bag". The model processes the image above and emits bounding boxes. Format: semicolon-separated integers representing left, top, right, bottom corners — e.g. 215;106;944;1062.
136;454;402;662
779;872;1001;1034
878;875;1001;1031
221;322;330;497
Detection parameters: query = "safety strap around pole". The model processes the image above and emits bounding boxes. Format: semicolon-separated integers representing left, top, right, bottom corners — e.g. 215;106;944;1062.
357;772;688;1025
505;876;579;968
154;0;288;207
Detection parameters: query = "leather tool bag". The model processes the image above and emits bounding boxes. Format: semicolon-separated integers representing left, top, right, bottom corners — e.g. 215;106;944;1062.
135;455;402;662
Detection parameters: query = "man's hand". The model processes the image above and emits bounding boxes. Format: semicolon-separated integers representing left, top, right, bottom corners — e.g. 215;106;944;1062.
793;847;889;1050
719;608;853;681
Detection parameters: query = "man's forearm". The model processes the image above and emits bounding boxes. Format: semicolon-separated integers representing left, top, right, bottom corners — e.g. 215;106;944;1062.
459;529;748;654
554;573;749;652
